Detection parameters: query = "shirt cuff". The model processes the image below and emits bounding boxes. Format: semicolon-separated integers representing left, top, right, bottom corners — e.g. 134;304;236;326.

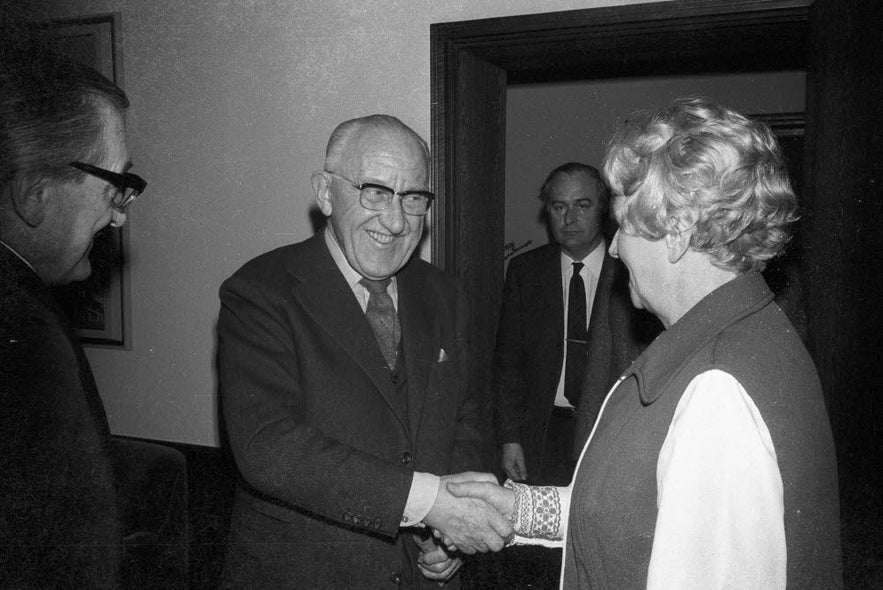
400;471;440;526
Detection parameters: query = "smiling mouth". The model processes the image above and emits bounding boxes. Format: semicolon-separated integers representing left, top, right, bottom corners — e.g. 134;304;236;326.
367;229;396;245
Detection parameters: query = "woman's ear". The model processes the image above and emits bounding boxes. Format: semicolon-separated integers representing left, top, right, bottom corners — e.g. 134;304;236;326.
311;171;333;217
10;172;51;228
665;228;691;263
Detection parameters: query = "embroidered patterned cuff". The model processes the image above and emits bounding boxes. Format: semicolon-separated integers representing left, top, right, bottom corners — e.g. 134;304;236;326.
504;479;562;540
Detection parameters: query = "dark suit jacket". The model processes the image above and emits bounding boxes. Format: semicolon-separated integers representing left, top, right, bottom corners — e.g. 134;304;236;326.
493;243;658;477
218;232;487;589
0;244;122;588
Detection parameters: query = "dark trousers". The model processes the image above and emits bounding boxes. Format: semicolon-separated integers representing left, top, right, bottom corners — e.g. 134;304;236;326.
534;406;578;487
112;437;189;590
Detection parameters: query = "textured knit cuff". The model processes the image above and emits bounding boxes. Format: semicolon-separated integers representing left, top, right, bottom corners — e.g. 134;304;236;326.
504;479;562;540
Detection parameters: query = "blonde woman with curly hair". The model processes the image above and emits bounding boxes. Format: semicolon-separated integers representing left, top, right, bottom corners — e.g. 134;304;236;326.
449;96;842;589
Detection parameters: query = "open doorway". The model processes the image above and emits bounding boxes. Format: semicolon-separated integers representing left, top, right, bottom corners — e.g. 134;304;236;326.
505;73;808;336
431;1;883;586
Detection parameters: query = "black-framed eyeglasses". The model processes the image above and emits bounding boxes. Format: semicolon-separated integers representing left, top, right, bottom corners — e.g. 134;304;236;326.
325;170;434;216
69;161;147;212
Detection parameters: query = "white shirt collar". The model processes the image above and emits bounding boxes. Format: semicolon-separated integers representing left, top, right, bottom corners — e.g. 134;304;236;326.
0;239;38;276
324;228;365;290
560;239;606;277
323;229;398;309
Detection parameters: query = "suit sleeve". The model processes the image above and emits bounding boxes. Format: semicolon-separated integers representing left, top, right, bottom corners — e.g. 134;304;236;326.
450;284;491;473
218;274;413;538
492;259;529;445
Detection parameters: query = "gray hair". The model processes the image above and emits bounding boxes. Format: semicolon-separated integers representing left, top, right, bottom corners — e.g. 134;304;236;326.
604;96;797;273
324;114;429;171
0;27;129;191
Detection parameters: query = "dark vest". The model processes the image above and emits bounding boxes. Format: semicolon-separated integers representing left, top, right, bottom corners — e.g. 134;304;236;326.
563;273;841;589
390;339;409;418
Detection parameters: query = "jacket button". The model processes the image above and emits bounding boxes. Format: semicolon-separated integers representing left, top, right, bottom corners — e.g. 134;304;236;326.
390;571;402;584
400;451;413;465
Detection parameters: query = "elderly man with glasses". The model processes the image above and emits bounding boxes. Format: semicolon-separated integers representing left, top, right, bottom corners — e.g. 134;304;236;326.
218;114;510;589
0;36;189;588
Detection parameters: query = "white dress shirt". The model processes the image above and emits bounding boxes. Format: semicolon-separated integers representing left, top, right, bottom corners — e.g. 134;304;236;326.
0;239;37;275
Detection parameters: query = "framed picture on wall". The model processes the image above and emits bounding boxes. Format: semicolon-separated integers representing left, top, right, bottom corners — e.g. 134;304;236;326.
37;13;132;348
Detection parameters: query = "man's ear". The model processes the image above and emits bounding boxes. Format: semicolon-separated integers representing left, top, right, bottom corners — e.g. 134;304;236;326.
9;172;51;228
665;228;692;263
311;171;333;217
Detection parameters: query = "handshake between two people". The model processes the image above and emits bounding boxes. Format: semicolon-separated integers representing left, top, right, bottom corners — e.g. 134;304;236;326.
413;472;516;582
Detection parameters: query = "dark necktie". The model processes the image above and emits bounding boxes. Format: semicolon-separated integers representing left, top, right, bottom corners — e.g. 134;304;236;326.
360;278;401;370
564;262;588;406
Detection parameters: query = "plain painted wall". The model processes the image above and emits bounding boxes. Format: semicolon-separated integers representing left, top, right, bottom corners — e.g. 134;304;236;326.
17;0;659;446
505;73;807;262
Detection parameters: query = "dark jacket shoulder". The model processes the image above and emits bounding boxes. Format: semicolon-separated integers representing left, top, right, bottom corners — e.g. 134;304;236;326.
505;243;559;275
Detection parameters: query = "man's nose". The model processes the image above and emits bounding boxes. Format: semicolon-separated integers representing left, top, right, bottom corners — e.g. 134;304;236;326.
109;208;127;228
379;196;406;234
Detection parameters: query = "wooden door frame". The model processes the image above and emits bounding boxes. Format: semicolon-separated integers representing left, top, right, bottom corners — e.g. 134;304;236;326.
430;0;812;272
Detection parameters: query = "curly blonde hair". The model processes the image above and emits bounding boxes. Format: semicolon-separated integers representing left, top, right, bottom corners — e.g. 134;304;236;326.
603;96;798;272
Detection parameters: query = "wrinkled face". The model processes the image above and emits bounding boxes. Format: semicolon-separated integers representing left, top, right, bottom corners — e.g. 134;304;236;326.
547;171;605;260
43;104;129;285
608;223;670;321
318;127;427;281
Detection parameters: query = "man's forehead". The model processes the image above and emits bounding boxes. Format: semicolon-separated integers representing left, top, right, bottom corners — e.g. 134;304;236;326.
357;152;425;173
550;174;599;199
549;190;597;203
98;103;130;166
342;138;428;180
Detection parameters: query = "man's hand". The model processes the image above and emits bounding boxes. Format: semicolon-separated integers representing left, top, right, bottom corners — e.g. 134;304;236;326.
414;534;462;583
422;472;513;554
501;442;528;482
446;479;517;522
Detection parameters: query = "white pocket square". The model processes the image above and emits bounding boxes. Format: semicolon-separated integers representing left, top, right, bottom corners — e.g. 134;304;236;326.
437;348;448;363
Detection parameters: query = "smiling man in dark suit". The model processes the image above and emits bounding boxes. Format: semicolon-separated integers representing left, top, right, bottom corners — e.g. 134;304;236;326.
218;114;511;589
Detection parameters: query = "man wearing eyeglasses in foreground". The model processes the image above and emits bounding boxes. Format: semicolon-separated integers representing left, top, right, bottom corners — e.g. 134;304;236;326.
219;114;510;588
0;38;150;586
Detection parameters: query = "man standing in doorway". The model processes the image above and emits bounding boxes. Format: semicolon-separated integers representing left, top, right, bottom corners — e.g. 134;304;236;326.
488;162;656;587
495;162;652;489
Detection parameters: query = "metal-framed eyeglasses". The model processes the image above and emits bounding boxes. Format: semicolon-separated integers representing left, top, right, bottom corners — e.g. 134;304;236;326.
325;170;434;216
69;161;147;212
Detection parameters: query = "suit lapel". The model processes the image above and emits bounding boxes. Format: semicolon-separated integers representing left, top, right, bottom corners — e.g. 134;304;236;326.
587;254;616;366
397;264;433;439
539;245;565;368
575;254;616;441
287;235;410;431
